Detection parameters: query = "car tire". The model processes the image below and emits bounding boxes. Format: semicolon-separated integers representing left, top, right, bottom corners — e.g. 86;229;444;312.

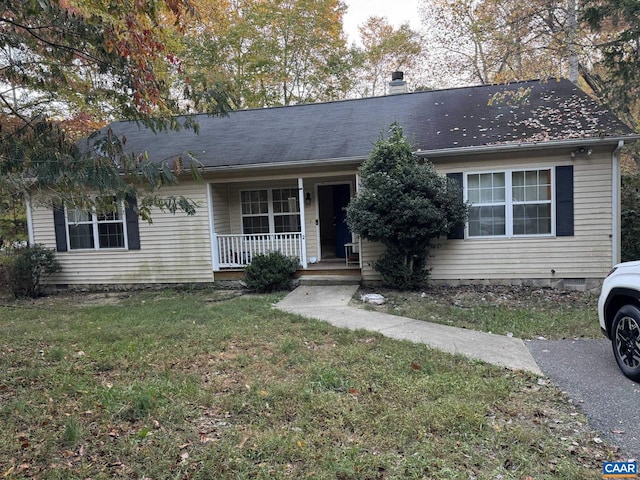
611;304;640;382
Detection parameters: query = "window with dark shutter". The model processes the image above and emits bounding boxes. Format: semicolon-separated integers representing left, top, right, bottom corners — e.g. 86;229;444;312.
52;196;141;251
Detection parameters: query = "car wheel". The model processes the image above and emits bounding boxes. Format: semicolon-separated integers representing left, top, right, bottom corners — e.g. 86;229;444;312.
612;304;640;381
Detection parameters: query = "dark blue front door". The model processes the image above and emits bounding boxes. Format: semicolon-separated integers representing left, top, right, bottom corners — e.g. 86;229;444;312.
333;184;351;258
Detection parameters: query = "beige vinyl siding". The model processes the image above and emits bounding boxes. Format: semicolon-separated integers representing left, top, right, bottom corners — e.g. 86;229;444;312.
361;240;385;283
360;152;614;282
32;182;213;285
211;184;232;235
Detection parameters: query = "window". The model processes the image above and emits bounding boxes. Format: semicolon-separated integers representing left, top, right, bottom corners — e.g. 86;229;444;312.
466;168;553;238
512;170;551;235
467;172;506;237
241;188;301;234
241;190;269;234
66;200;127;250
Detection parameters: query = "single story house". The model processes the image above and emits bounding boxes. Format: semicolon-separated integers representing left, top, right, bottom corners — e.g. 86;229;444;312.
27;77;639;290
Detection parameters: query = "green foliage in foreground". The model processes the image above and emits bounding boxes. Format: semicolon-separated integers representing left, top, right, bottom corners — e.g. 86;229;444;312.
0;290;615;478
347;123;467;290
6;244;62;298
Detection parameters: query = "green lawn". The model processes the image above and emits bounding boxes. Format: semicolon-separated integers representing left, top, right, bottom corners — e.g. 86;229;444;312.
0;289;616;479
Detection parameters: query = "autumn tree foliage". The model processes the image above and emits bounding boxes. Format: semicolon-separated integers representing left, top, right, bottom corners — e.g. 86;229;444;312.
0;0;234;234
346;123;467;290
180;0;352;108
419;0;585;86
350;17;424;97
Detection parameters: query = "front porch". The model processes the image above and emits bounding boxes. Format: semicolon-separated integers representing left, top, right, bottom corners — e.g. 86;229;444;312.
208;173;361;276
214;232;306;269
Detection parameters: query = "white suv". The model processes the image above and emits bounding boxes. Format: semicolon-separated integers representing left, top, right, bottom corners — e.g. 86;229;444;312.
598;260;640;381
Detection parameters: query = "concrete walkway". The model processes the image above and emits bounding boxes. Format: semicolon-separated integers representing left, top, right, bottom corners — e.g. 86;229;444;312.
276;285;542;375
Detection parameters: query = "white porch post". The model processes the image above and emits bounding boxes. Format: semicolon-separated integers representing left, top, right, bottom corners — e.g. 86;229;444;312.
25;195;34;246
298;177;308;268
207;183;220;271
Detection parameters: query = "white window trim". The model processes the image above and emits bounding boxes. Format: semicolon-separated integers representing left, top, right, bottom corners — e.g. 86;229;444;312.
240;187;301;234
464;168;555;239
65;202;129;251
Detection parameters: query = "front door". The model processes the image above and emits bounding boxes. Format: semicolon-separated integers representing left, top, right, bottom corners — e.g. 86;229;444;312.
318;184;352;259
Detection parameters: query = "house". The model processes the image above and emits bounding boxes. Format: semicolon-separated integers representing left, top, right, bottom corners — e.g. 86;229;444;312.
27;77;639;290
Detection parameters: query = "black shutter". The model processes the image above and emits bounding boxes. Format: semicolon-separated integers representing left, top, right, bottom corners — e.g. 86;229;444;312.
447;172;465;240
125;195;141;250
556;165;574;237
53;206;68;252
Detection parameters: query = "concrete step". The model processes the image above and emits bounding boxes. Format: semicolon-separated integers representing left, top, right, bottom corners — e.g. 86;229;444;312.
296;275;361;286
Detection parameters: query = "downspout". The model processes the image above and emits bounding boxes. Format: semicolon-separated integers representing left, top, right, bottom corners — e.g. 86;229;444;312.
207;183;219;272
298;178;308;269
612;140;624;265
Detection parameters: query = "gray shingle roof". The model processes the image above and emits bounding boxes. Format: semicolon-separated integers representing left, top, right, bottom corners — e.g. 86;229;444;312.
101;79;636;169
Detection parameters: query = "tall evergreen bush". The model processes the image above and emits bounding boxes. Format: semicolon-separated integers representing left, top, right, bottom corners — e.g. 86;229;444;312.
346;122;467;290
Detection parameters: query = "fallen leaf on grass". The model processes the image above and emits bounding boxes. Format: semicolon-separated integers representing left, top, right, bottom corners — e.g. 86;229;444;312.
199;434;216;443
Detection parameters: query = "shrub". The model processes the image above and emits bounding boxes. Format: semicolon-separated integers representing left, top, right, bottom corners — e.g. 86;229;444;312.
346;122;467;290
374;245;430;290
9;244;62;298
243;252;299;292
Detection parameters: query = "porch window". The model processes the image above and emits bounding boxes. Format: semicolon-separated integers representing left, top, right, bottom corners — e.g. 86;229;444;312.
241;190;269;234
241;188;301;234
466;168;553;238
67;200;126;250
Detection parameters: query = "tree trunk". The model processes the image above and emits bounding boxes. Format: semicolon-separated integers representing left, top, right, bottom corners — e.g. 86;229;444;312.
567;0;579;84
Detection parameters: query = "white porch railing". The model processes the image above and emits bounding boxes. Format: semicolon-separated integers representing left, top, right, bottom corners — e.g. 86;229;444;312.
215;233;303;269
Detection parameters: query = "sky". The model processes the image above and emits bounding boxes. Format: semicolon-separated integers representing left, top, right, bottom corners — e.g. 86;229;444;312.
342;0;423;44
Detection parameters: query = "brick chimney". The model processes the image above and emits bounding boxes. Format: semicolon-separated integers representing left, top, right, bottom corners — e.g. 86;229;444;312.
388;71;408;95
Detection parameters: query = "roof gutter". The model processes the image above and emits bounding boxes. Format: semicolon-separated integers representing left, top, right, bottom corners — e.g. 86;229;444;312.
200;155;365;173
413;136;640;159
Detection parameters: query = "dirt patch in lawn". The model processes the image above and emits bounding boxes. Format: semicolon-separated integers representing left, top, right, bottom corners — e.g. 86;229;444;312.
1;288;247;308
355;284;600;339
359;284;597;310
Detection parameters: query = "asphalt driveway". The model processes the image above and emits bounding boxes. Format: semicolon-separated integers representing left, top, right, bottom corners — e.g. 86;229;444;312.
527;338;640;458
